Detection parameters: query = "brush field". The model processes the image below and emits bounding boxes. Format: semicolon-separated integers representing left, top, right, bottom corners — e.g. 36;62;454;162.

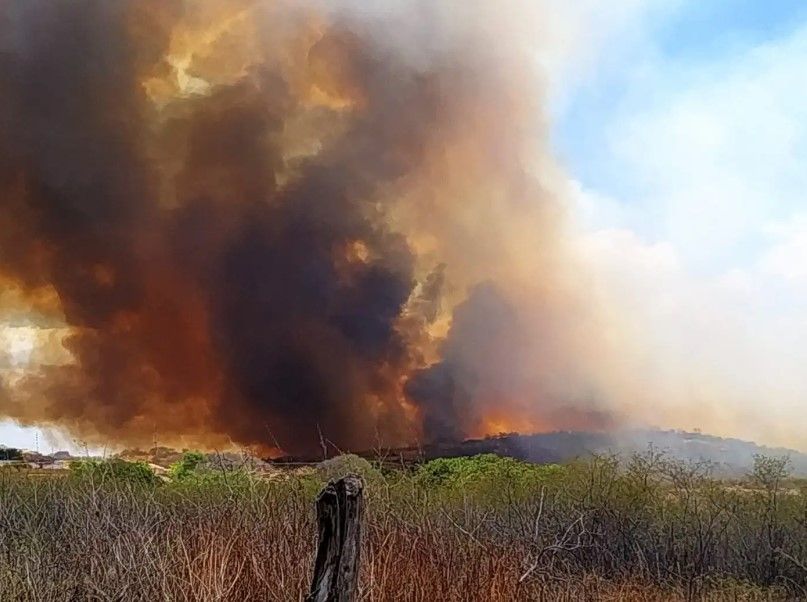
0;452;805;601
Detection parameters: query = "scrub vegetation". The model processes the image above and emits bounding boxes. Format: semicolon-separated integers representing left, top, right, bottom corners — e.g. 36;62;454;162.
0;452;804;600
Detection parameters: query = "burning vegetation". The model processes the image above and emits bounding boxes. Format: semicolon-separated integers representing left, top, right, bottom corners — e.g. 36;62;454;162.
0;1;618;454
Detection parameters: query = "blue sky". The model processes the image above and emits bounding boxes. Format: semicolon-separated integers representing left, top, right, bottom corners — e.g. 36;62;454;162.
555;0;807;208
656;0;807;58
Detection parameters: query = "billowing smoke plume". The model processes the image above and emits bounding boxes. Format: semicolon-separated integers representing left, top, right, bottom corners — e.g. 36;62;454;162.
0;1;616;454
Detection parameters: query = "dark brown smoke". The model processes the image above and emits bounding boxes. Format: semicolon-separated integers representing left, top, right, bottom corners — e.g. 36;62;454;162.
0;1;615;454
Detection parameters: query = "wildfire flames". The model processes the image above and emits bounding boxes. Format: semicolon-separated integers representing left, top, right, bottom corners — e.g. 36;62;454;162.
0;1;616;454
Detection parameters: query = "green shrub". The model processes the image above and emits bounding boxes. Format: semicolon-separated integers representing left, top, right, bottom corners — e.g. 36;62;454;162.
168;451;254;491
69;458;158;486
416;453;561;489
169;451;206;481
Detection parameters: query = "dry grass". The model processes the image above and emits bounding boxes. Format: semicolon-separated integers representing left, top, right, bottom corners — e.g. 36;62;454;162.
0;453;804;601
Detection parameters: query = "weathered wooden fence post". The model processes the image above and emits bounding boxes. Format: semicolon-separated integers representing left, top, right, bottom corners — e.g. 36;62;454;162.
306;475;365;602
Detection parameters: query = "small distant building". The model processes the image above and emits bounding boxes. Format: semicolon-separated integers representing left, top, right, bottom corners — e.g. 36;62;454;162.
38;460;71;470
22;452;54;467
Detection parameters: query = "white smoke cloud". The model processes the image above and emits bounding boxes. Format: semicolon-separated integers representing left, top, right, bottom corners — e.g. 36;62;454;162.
566;19;807;450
